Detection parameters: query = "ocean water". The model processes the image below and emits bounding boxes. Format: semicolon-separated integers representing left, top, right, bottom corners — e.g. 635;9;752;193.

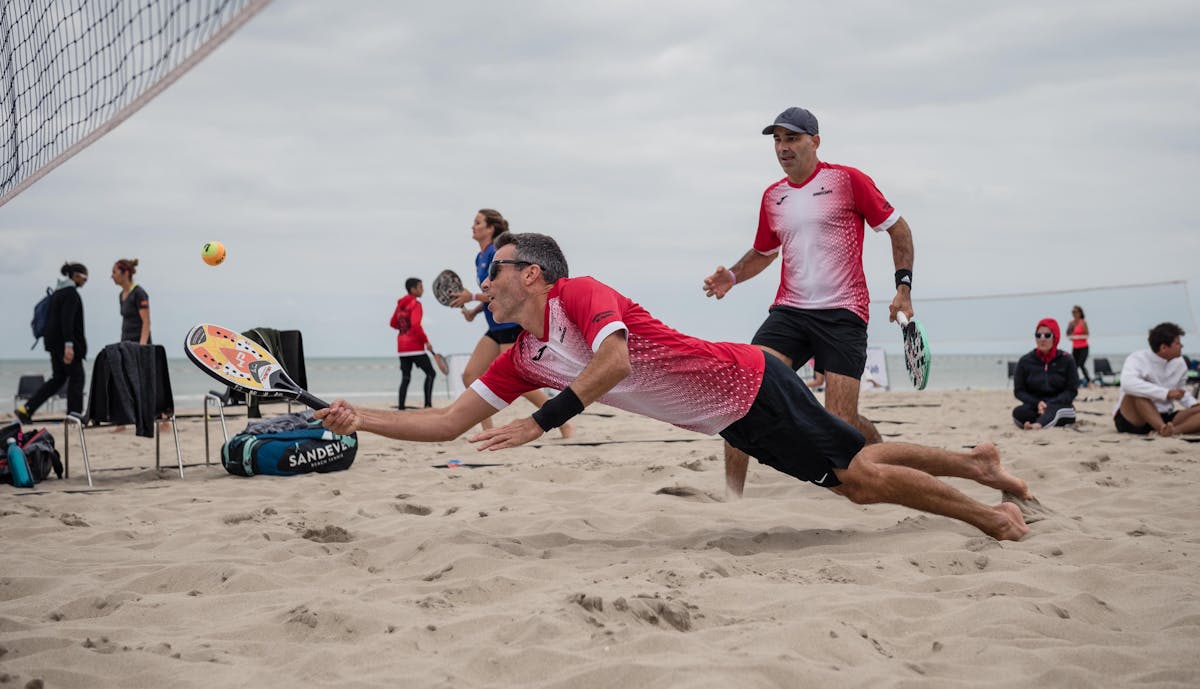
2;352;1121;412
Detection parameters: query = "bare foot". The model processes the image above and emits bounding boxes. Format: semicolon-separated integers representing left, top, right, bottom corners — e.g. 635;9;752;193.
1030;423;1043;430
972;442;1030;499
558;422;575;439
989;502;1030;541
110;425;126;433
1160;422;1176;438
1003;492;1049;524
1022;421;1033;430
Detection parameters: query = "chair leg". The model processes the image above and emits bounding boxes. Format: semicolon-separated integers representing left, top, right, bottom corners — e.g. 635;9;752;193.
169;414;183;479
65;415;92;487
204;393;229;466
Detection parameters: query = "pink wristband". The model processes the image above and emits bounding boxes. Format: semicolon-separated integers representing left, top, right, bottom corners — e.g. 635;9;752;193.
728;270;737;286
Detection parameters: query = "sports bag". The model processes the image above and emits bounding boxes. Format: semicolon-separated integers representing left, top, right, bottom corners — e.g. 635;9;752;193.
30;286;54;349
1;424;65;483
22;428;64;481
221;421;357;477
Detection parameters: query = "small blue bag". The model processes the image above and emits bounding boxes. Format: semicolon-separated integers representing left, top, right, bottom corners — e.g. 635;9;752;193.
221;421;357;477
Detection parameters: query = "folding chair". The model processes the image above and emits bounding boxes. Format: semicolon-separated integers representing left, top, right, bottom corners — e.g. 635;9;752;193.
204;328;308;464
14;374;69;414
14;374;44;410
1092;358;1120;386
63;343;183;486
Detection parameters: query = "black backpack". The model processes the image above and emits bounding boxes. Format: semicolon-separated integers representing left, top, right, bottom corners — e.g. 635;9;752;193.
0;424;62;483
21;429;63;481
30;286;53;349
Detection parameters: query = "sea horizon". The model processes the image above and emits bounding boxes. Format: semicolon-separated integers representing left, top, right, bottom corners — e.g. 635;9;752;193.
3;351;1136;411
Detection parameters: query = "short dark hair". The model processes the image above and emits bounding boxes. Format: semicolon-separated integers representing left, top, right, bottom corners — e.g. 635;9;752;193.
1148;322;1184;351
494;232;569;283
405;277;422;293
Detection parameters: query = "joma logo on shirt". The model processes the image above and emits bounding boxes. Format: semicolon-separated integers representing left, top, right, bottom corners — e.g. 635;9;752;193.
812;188;832;196
591;311;615;323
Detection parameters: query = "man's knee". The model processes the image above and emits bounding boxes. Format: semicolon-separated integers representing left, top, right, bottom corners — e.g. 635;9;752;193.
1119;394;1155;422
832;462;883;505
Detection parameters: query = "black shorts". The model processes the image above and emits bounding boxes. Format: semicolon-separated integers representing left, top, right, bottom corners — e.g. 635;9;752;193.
486;326;522;345
751;306;868;379
1114;409;1176;435
720;354;866;487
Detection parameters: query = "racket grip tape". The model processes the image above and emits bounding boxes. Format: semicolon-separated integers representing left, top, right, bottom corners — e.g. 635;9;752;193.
296;390;330;410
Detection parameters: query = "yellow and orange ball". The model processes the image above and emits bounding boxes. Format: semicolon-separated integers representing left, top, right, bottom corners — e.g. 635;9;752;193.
201;241;226;266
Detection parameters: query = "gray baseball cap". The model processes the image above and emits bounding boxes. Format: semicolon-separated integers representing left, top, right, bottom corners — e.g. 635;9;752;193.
762;107;818;136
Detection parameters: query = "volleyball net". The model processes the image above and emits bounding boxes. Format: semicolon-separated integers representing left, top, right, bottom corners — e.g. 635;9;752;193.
0;0;272;207
867;279;1200;357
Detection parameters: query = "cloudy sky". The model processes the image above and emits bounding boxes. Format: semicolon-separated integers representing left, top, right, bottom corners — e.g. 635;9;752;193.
2;0;1198;361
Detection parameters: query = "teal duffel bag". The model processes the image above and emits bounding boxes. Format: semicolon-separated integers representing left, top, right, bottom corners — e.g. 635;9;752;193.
221;421;357;477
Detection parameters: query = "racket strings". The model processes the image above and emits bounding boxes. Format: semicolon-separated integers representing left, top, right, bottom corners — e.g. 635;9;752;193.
433;271;464;306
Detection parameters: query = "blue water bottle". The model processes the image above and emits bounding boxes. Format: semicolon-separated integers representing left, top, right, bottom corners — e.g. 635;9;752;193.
6;438;34;488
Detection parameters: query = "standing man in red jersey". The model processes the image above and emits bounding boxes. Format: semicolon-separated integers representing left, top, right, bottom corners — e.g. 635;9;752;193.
703;107;915;499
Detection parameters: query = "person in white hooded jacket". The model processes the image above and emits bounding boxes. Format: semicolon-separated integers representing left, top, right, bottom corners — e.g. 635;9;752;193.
1114;322;1200;436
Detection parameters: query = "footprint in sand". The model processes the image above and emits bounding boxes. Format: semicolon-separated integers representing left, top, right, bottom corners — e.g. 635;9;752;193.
654;485;721;502
301;525;352;543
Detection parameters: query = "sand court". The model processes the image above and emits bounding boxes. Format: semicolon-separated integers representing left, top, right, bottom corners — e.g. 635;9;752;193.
1;390;1198;688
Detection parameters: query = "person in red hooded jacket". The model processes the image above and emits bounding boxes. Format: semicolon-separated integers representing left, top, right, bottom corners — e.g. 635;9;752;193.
1012;318;1079;429
391;278;436;409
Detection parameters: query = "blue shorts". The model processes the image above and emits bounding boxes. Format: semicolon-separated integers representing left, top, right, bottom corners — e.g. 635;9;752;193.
486;326;521;345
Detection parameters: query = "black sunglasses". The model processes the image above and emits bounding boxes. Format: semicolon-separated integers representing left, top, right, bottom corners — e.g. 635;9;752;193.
487;259;534;281
1034;332;1054;339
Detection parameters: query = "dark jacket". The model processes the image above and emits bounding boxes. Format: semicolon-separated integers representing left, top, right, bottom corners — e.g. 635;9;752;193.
87;343;172;438
44;284;87;358
1014;349;1078;407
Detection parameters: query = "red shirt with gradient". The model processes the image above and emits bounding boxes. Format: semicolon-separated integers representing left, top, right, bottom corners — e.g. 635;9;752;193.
473;277;764;434
754;162;899;323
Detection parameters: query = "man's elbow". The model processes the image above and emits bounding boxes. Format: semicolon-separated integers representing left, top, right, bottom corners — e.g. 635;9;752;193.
612;357;633;382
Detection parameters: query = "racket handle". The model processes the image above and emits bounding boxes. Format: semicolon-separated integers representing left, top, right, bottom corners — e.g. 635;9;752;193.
296;390;330;410
896;312;910;327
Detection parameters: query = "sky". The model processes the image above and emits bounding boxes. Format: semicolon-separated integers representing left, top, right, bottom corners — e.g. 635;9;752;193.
2;0;1199;361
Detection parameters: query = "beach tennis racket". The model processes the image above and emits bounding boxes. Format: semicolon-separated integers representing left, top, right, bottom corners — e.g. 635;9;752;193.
896;312;931;390
432;269;465;307
430;351;450;375
184;324;329;410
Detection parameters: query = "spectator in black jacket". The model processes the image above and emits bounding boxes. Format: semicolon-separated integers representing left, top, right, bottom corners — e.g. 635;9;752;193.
16;262;89;422
1013;317;1078;429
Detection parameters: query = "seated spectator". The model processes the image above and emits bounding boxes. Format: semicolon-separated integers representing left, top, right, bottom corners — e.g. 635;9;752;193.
1012;318;1078;429
1114;322;1200;437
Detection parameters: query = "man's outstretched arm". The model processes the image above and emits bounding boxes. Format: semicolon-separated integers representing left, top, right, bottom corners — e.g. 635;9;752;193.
317;390;496;442
470;331;632;450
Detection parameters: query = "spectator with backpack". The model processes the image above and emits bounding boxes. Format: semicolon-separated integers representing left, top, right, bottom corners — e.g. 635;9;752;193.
391;277;436;409
16;262;89;424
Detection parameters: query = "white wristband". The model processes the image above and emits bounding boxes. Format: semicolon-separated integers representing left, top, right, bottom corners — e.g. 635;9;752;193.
728;270;737;286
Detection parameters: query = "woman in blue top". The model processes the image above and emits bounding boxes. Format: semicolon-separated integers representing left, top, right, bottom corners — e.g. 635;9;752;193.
450;208;574;437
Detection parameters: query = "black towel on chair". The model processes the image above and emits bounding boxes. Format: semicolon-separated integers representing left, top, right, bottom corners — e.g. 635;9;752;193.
87;343;158;437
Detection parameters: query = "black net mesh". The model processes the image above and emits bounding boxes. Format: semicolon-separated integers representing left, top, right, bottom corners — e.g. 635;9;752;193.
0;0;270;206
